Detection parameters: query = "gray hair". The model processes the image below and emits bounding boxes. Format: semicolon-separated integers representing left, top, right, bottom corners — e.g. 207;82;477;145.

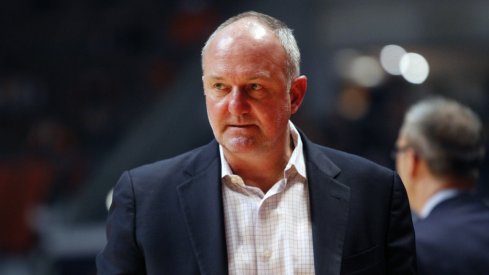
201;11;301;82
400;97;486;180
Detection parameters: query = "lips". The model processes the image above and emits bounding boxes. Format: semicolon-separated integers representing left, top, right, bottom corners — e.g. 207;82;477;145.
226;124;256;131
229;124;252;127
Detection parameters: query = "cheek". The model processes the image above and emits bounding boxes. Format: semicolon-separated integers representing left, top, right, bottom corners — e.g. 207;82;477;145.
205;99;217;123
259;101;291;131
206;98;227;126
396;159;407;182
396;159;413;193
272;100;292;121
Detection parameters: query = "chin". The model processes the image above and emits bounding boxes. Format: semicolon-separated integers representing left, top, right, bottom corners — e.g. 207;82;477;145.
223;136;257;153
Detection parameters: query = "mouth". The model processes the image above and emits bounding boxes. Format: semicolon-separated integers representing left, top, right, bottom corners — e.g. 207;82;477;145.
226;124;256;130
229;124;252;127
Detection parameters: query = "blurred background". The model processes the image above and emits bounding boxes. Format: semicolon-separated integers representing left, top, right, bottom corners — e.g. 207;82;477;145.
1;0;488;274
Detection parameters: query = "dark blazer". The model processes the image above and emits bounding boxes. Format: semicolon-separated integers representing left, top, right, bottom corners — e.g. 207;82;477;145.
415;193;489;275
97;135;416;275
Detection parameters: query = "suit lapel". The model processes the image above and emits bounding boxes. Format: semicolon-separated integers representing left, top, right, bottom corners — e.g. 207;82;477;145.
174;137;351;275
176;141;228;275
304;138;351;275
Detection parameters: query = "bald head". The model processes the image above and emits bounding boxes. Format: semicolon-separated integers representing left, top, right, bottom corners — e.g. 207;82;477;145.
201;11;301;82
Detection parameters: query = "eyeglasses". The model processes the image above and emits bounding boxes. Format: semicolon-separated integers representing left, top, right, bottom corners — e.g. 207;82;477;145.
391;145;412;159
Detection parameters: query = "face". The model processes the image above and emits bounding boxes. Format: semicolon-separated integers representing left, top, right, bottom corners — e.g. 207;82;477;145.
394;133;415;198
202;20;306;158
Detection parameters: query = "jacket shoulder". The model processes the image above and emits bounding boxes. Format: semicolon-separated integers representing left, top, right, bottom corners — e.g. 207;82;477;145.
125;140;219;187
307;141;394;178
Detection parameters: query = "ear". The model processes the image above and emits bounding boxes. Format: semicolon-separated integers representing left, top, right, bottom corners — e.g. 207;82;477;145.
202;76;206;95
289;75;307;114
408;149;421;178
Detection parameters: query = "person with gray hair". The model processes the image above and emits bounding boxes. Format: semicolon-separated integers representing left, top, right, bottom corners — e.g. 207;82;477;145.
394;96;489;274
97;11;416;274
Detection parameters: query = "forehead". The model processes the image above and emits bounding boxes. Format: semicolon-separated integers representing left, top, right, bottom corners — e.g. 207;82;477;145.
203;20;286;78
210;18;277;45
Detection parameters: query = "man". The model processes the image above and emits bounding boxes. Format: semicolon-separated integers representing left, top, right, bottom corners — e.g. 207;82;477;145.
395;97;489;274
97;11;416;274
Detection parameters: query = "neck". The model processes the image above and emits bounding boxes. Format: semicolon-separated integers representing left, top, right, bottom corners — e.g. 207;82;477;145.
411;178;444;215
224;135;293;193
412;176;473;215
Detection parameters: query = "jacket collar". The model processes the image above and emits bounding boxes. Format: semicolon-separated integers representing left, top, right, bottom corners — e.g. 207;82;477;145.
177;136;351;275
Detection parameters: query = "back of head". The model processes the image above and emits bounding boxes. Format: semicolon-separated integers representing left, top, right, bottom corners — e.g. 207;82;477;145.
400;97;486;182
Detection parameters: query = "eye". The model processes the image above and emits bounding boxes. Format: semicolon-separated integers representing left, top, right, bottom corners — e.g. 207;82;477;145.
207;82;229;98
213;83;225;90
249;83;263;91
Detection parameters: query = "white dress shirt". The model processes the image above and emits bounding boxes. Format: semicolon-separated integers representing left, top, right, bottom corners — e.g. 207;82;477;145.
221;121;315;275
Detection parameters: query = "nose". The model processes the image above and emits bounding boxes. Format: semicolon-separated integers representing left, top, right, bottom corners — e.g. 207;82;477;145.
228;87;250;116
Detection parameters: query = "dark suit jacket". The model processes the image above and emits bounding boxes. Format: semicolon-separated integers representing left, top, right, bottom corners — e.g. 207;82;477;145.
97;135;416;274
415;193;489;275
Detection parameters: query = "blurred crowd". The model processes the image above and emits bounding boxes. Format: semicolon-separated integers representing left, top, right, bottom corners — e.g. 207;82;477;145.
0;0;221;262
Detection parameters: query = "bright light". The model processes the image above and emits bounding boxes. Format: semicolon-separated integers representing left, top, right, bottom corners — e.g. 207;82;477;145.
350;56;385;87
400;53;430;84
106;188;113;211
380;45;406;75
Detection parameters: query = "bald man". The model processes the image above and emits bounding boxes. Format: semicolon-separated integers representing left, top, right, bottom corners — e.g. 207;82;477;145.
97;11;416;275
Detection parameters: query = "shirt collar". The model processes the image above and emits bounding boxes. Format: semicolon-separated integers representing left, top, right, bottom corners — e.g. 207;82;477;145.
420;188;460;218
219;121;306;180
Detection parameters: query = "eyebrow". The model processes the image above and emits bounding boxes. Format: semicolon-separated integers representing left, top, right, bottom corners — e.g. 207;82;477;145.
205;76;225;81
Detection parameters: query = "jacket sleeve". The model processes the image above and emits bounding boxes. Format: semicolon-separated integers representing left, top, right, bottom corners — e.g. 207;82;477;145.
386;173;417;274
96;171;146;275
